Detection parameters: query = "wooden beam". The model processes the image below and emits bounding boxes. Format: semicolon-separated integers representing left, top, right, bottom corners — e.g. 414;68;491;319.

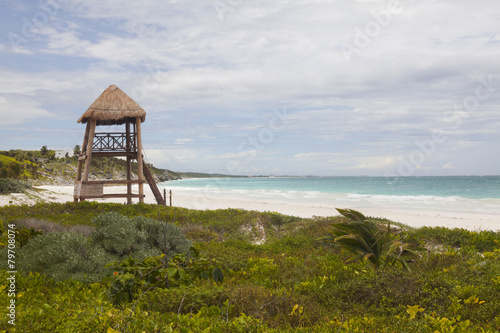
74;182;103;198
143;161;165;205
103;193;145;198
82;180;145;185
136;117;144;203
90;152;137;158
76;121;91;182
82;119;96;182
76;194;145;199
126;121;132;205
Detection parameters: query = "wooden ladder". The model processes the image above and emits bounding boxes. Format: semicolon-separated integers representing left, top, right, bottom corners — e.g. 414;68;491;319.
142;161;165;205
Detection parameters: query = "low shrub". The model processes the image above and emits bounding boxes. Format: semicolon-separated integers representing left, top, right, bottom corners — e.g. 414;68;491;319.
132;215;192;257
1;203;500;332
90;212;153;257
90;212;191;260
9;212;192;283
11;218;68;233
0;178;30;194
181;224;223;242
0;271;117;332
404;226;500;252
17;232;114;283
140;284;225;314
9;218;94;236
225;284;324;328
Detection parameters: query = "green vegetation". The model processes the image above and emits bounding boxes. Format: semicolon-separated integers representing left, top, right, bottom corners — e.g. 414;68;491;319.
0;153;38;180
0;149;179;185
0;149;248;186
6;212;191;284
322;208;421;271
0;178;31;195
0;203;499;332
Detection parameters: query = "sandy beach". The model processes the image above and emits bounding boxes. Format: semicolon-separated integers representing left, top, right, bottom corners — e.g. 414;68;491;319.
1;185;498;231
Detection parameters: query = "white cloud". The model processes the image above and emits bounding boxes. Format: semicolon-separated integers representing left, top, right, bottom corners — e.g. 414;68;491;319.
145;148;199;166
174;138;194;144
293;152;338;160
442;162;456;169
217;150;256;160
1;0;499;175
0;95;54;125
351;156;399;170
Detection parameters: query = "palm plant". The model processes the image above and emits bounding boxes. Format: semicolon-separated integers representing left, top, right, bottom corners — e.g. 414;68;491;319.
323;208;418;271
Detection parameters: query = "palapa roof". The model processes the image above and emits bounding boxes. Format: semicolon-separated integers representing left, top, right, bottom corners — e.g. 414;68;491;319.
77;84;146;125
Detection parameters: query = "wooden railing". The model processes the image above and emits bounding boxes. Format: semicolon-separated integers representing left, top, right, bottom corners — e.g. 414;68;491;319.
92;133;136;152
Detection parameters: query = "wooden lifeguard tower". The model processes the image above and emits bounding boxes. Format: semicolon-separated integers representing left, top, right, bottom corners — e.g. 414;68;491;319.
74;84;165;205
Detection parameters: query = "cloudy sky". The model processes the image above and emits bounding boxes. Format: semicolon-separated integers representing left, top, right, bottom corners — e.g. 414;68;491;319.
1;0;499;176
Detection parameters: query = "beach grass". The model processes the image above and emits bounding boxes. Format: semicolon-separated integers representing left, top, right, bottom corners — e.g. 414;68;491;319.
0;202;499;332
0;178;31;195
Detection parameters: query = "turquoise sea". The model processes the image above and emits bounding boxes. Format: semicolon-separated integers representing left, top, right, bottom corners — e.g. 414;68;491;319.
160;176;500;215
162;176;500;199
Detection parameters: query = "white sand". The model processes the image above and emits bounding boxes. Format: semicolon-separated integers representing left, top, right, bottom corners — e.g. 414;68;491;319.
1;185;498;231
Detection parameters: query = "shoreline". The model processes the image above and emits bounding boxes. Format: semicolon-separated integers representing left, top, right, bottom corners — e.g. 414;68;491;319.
0;185;498;231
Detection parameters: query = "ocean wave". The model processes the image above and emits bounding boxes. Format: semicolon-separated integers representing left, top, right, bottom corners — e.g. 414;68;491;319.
161;176;500;200
159;180;500;215
345;193;463;202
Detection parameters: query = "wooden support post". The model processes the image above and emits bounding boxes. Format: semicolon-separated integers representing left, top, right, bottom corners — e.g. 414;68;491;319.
126;121;132;205
76;122;91;182
163;189;167;205
170;190;172;207
75;122;91;202
82;119;96;183
136;117;144;203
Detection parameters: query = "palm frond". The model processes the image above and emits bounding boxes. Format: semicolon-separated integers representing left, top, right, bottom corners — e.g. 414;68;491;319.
324;208;421;272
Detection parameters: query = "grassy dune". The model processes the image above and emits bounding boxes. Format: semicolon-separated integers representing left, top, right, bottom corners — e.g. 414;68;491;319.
1;202;499;332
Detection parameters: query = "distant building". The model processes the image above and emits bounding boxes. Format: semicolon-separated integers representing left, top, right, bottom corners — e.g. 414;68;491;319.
55;150;74;158
32;157;49;163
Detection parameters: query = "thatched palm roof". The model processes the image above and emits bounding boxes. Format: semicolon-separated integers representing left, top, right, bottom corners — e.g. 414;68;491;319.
77;85;146;125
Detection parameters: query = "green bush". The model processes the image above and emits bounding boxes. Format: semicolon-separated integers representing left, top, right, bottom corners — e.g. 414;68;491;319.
11;212;192;283
132;215;191;257
2;203;500;332
0;271;117;332
10;218;94;236
90;212;154;257
17;232;113;283
404;226;500;252
140;284;225;314
0;178;30;194
90;212;191;260
104;248;225;304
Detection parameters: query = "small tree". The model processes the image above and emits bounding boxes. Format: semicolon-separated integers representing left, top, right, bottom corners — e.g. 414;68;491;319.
322;209;419;271
73;145;81;157
40;145;48;157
